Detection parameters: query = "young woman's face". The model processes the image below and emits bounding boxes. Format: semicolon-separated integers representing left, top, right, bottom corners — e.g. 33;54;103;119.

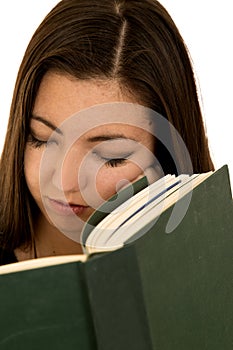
24;71;157;240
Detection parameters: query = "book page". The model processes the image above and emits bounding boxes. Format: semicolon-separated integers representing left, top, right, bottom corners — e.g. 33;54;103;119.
85;172;213;252
107;172;212;247
85;175;176;249
0;254;88;275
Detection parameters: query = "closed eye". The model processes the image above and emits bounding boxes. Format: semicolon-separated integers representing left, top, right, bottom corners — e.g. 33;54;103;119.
104;158;127;167
93;150;132;167
27;133;58;148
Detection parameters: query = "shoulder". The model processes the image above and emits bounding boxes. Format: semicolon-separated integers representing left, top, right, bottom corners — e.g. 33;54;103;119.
0;247;18;266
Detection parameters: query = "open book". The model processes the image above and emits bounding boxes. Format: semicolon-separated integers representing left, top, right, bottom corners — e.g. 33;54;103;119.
81;171;212;253
0;169;212;275
0;165;232;350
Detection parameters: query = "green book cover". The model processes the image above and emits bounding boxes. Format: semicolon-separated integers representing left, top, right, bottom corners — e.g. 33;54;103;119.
0;261;96;349
0;165;232;349
83;165;233;349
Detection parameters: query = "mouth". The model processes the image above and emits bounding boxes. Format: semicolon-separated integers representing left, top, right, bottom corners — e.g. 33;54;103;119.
47;197;89;216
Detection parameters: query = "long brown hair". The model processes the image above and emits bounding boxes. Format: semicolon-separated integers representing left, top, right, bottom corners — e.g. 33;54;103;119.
0;0;214;253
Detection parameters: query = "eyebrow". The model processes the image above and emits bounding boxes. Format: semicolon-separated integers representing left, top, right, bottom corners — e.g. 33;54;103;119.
31;115;63;135
86;135;136;142
31;115;136;142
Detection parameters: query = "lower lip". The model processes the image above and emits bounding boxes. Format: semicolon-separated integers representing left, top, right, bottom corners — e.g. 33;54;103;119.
47;198;88;216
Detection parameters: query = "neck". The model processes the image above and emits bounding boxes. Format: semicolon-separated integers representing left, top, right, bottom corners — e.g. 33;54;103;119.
15;213;84;262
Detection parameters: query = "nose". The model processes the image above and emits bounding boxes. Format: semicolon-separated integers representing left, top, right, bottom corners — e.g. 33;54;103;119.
51;146;88;193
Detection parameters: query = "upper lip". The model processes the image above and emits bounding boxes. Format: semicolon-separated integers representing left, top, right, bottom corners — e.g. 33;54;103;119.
48;197;88;207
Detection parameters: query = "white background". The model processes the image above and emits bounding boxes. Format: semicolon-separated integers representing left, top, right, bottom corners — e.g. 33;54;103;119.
0;1;232;183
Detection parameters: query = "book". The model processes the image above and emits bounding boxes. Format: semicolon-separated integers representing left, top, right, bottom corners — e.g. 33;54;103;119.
0;165;232;349
81;171;212;253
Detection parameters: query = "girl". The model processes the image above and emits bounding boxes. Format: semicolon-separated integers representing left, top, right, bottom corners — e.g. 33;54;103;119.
0;0;214;265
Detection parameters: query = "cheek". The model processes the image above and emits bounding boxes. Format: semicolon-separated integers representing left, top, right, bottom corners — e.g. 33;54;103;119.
95;163;142;200
24;147;42;201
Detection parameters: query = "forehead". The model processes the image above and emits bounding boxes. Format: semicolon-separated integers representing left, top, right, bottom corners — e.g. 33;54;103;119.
33;71;140;123
32;71;155;141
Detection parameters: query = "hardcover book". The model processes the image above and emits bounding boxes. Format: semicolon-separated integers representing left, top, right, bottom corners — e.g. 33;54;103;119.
0;165;232;349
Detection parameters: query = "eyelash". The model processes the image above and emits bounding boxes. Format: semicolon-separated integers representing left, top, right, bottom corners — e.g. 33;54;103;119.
27;134;46;148
94;151;129;168
27;133;57;149
103;158;127;168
